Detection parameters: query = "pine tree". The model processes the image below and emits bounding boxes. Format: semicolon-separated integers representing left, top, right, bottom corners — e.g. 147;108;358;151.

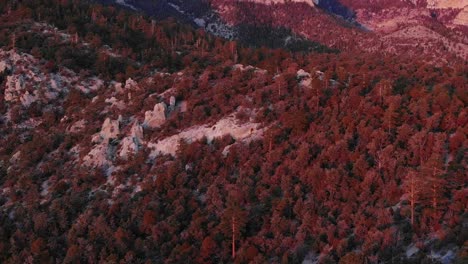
220;199;247;259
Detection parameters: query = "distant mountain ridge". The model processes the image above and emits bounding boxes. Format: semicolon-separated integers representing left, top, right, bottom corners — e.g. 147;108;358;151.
99;0;467;63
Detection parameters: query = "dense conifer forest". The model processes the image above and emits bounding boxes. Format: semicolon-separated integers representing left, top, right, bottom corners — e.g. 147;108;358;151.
0;0;466;263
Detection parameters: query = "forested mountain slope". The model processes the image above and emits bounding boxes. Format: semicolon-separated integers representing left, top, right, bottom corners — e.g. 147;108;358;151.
0;0;466;263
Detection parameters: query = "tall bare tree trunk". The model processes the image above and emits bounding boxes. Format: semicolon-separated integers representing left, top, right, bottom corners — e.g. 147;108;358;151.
410;175;415;226
232;216;236;259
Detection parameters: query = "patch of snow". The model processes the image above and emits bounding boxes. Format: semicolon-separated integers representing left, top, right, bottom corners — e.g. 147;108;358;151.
194;18;206;27
115;0;137;10
406;244;419;258
168;3;185;14
302;252;319;264
430;249;457;264
40;180;49;196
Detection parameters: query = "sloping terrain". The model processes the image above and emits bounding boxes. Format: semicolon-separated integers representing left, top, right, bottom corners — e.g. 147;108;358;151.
104;0;468;62
0;0;467;263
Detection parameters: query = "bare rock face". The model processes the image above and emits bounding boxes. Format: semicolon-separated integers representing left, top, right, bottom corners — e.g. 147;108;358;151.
242;0;315;7
124;78;138;89
83;143;110;167
427;0;468;9
119;121;144;159
4;74;41;107
100;117;120;141
180;101;188;113
83;117;121;167
144;102;167;128
0;60;10;74
453;7;468;26
169;96;176;109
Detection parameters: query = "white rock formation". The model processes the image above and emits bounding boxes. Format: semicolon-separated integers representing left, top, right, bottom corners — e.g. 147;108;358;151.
180;101;188;113
144;102;167;128
453;7;468;26
83;117;121;167
427;0;468;9
242;0;315;7
4;74;40;107
0;49;80;107
297;69;311;79
83;143;110;167
125;78;138;89
170;96;176;109
100;118;120;141
67;120;86;133
119;121;144;159
0;60;9;73
148;112;264;158
114;82;124;93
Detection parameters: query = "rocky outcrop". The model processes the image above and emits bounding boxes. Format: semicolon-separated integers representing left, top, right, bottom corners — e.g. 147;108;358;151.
84;117;121;167
427;0;468;9
83;143;110;167
242;0;315;7
144;102;167;128
180;101;188;113
119;121;144;159
125;78;138;89
100;117;120;142
0;49;73;107
148;111;264;158
453;7;468;27
169;96;176;110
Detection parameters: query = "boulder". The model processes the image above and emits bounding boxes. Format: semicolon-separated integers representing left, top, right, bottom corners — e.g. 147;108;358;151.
180;101;188;113
119;121;144;159
144;102;167;128
124;78;138;89
169;96;176;110
100;118;120;141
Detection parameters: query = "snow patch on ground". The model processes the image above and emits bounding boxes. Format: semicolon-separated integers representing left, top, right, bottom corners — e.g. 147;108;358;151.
168;3;184;14
430;248;457;264
115;0;137;10
194;18;206;27
406;244;419;258
40;180;50;197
